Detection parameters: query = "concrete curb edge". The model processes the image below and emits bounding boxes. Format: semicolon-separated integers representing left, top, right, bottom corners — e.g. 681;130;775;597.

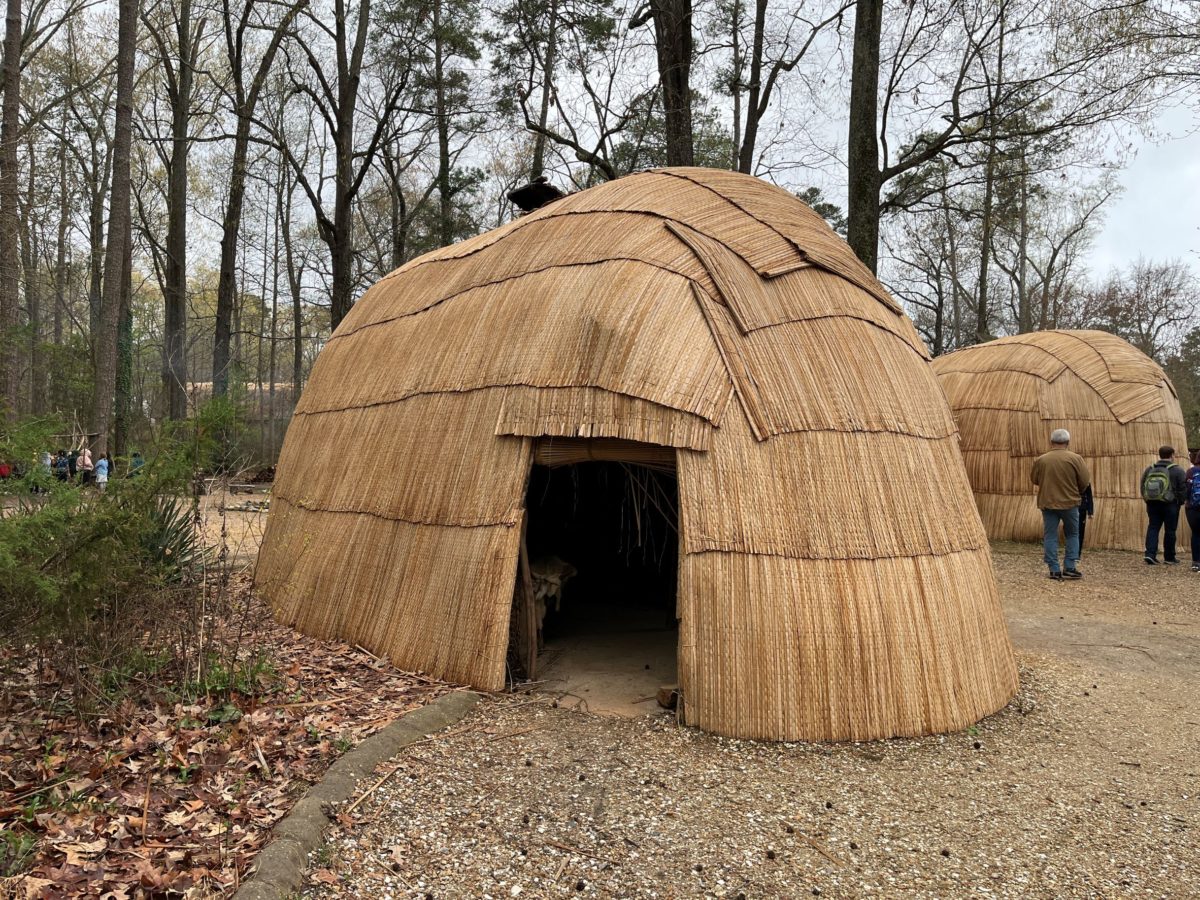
232;690;481;899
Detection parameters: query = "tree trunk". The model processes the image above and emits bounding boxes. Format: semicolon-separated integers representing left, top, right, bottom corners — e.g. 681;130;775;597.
114;233;133;457
975;147;995;343
88;170;105;344
53;102;68;410
213;116;253;397
943;186;963;349
283;170;304;398
213;0;305;395
21;216;44;417
0;0;21;416
327;0;366;328
846;0;882;272
649;0;693;167
163;0;195;419
90;0;137;453
529;0;558;180
433;0;454;247
729;0;741;170
390;165;406;269
1015;147;1031;332
974;14;1005;345
268;161;280;459
736;0;765;174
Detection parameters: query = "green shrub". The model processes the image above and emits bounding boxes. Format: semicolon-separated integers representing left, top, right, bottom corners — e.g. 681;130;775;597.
0;405;241;717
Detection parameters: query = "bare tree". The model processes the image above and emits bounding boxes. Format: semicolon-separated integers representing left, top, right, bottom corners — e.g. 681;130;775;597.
849;0;1162;273
846;0;881;270
0;0;21;415
632;0;693;166
211;0;307;397
1079;259;1199;359
89;0;137;452
141;0;208;418
714;0;851;174
271;0;412;329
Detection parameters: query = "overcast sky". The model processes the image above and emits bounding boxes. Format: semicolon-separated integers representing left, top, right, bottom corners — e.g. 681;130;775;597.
1085;104;1200;276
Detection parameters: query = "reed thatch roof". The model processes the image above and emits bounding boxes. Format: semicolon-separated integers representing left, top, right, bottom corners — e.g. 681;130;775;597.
933;330;1192;551
256;167;1017;741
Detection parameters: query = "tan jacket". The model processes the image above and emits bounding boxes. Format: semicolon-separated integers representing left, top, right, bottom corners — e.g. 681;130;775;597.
1031;448;1091;510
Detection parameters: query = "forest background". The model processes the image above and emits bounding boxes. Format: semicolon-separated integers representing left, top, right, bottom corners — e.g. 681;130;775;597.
0;0;1198;460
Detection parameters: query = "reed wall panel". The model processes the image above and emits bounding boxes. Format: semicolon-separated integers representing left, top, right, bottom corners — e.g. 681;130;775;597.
934;330;1192;551
496;386;720;451
935;343;1065;380
667;221;925;353
657;167;898;304
337;212;719;335
371;171;805;278
939;371;1039;412
736;318;958;439
277;390;530;527
676;548;1017;741
258;498;521;689
295;260;730;422
677;410;987;560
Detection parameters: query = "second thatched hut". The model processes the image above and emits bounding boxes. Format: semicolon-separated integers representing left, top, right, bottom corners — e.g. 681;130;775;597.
933;330;1191;551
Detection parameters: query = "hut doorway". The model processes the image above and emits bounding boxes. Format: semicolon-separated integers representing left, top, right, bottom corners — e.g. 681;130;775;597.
511;439;679;716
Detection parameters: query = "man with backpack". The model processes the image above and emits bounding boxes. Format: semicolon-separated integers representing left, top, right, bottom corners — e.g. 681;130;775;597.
1141;445;1187;566
1031;429;1092;580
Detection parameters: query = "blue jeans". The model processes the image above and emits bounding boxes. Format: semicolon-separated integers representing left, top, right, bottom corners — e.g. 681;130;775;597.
1042;508;1080;573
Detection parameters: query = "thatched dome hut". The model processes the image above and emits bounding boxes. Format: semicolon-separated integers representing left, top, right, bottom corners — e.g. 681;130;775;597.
932;330;1191;551
256;167;1017;741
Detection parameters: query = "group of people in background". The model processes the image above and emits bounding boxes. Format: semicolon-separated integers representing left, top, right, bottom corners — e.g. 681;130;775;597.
36;448;143;492
1032;429;1200;577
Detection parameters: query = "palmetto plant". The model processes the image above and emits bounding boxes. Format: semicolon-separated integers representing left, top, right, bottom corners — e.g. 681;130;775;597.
141;494;208;580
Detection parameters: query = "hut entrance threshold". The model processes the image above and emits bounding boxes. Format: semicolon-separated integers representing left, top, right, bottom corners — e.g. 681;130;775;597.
510;438;679;717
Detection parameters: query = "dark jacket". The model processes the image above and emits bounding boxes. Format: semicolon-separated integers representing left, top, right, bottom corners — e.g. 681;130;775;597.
1079;484;1094;517
1141;459;1187;505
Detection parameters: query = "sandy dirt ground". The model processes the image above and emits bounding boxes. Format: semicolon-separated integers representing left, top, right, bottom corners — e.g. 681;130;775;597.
199;486;270;570
297;542;1200;899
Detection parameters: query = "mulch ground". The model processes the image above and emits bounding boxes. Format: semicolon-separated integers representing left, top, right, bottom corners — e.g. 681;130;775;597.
298;544;1200;900
0;580;450;898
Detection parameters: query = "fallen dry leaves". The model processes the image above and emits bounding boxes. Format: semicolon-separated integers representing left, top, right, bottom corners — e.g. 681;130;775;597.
0;577;449;898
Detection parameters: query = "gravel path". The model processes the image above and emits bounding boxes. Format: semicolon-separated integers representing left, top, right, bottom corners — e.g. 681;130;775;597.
301;545;1200;899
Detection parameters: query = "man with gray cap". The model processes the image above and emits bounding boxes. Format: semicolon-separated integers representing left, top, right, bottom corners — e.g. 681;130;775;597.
1031;429;1092;580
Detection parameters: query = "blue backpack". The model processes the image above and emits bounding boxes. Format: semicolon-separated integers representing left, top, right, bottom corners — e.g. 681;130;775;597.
1188;468;1200;508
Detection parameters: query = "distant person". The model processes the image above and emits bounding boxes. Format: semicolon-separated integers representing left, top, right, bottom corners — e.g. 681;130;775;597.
1077;483;1094;557
78;448;94;486
1184;449;1200;572
1141;445;1186;566
95;453;110;493
67;450;78;480
54;450;69;482
130;451;144;477
1031;429;1092;580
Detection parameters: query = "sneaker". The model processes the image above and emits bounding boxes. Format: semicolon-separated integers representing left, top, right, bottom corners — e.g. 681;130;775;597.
1063;569;1083;579
1048;571;1063;581
1164;560;1180;566
1192;564;1200;572
1144;556;1158;565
